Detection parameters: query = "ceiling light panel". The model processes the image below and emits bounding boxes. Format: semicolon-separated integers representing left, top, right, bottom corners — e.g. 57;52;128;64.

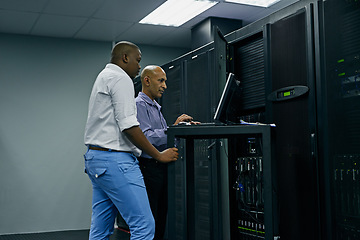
139;0;218;27
225;0;280;7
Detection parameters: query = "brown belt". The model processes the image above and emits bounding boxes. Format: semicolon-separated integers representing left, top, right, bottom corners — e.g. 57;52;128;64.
89;145;129;153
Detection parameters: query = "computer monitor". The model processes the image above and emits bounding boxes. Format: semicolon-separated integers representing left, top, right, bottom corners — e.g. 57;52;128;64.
214;73;242;124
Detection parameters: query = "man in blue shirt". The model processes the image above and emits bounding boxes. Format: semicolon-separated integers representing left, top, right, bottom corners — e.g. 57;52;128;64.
135;65;197;240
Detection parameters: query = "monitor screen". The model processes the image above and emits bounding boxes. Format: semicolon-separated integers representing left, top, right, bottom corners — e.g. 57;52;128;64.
214;73;241;124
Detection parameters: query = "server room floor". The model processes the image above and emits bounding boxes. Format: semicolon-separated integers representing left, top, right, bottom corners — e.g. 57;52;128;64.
0;228;130;240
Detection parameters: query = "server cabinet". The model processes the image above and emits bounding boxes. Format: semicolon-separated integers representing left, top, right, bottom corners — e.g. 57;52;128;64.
228;1;360;239
227;4;319;240
161;30;225;240
167;125;276;240
265;7;320;240
160;60;187;240
315;1;360;239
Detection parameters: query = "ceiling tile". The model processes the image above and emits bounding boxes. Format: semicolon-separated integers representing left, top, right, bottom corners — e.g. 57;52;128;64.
152;27;192;48
115;23;174;46
43;0;104;17
75;19;133;42
0;0;48;12
0;10;39;35
31;14;87;38
94;0;165;22
203;2;263;20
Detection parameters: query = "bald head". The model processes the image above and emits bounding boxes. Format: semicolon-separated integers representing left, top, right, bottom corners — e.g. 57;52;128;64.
141;65;164;81
111;41;141;79
141;65;167;100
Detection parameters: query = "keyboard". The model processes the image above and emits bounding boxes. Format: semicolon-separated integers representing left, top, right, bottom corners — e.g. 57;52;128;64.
174;122;222;127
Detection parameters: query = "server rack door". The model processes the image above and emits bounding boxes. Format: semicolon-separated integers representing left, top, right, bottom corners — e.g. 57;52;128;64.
185;51;213;123
161;62;184;124
267;8;319;240
233;32;266;115
161;62;187;240
317;0;360;239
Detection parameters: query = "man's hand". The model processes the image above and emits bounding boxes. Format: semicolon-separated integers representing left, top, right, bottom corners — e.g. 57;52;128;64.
174;114;194;125
157;147;179;163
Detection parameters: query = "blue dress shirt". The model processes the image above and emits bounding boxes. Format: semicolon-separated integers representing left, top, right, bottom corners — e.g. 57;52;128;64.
135;92;168;159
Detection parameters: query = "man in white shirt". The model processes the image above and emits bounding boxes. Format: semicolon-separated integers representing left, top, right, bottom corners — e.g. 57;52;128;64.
84;41;178;240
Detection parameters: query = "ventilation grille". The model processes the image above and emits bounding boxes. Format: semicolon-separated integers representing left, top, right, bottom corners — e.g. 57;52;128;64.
341;7;360;56
236;36;265;111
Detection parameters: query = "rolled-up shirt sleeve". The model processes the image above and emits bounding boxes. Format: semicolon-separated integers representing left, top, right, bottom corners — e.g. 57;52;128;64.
110;76;139;132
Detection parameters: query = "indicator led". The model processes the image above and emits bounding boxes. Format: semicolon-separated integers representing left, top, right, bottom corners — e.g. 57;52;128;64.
284;91;291;97
238;226;265;234
338;72;346;77
337;59;345;63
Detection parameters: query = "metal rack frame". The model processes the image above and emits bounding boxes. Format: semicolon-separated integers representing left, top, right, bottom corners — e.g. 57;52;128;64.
166;124;277;240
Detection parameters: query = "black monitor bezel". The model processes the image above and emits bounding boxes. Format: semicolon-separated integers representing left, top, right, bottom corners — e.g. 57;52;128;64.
213;73;241;124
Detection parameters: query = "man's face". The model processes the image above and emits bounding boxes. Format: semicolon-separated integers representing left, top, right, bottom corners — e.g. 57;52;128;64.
148;69;167;100
126;48;142;79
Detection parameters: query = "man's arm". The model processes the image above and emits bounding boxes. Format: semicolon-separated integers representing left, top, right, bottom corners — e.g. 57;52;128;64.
123;126;178;163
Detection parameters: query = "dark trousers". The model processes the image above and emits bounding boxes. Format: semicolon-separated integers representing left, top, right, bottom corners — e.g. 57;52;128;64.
138;157;168;240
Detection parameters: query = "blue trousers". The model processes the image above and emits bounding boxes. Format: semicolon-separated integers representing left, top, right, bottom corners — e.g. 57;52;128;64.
84;149;155;240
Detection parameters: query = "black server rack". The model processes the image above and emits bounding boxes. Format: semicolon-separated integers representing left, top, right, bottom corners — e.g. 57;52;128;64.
226;5;315;240
160;1;360;239
265;8;320;240
227;31;272;240
315;0;360;239
229;3;321;239
161;43;222;240
166;125;276;240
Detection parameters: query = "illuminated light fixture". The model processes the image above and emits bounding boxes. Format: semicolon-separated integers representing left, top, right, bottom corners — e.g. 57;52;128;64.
225;0;280;7
139;0;218;27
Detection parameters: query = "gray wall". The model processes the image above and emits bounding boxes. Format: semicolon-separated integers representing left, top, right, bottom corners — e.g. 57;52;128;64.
0;33;189;235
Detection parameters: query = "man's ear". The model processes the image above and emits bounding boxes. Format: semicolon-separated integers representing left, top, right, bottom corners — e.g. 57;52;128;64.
144;76;151;86
122;54;128;63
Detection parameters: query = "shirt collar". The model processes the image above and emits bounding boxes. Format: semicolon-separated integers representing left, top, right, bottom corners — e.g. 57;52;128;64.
138;92;161;110
105;63;127;76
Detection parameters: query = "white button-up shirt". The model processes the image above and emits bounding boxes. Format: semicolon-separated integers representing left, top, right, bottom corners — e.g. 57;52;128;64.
84;63;141;156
